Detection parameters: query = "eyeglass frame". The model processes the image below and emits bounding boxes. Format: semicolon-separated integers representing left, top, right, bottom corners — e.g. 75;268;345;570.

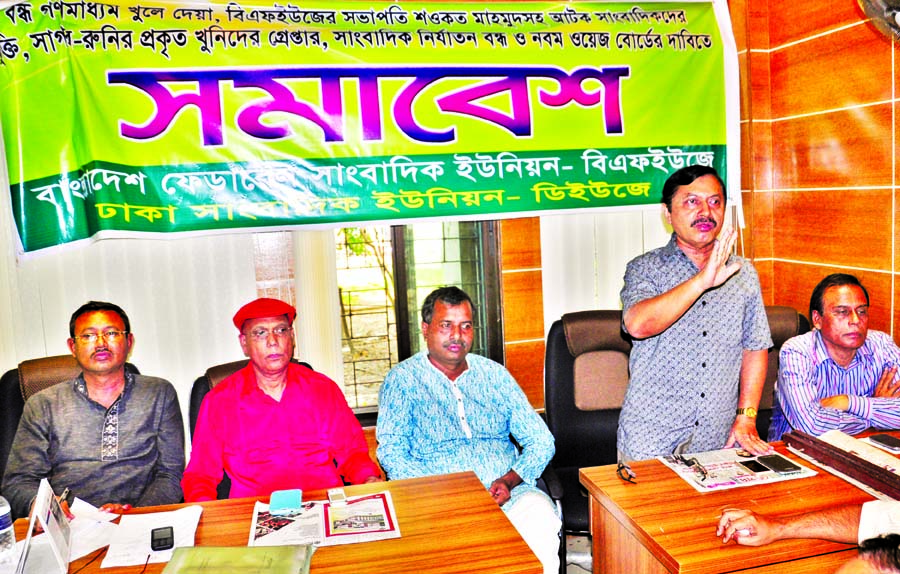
616;462;636;484
72;330;130;345
244;326;294;341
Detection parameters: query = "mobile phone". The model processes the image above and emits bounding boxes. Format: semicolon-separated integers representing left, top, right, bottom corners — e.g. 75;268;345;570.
869;433;900;452
151;526;174;551
738;459;769;473
756;454;803;475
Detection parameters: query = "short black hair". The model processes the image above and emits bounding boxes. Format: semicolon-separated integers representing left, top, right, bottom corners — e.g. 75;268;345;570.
808;273;869;321
69;301;131;337
421;287;475;324
859;533;900;573
661;165;725;211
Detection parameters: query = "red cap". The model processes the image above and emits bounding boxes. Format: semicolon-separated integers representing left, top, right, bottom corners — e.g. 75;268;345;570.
232;298;297;331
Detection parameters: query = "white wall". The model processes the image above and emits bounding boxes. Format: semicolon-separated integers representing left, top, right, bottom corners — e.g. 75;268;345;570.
0;187;260;440
540;206;671;330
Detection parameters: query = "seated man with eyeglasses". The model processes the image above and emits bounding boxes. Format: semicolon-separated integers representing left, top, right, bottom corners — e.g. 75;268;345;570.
768;273;900;441
2;301;185;519
182;298;381;502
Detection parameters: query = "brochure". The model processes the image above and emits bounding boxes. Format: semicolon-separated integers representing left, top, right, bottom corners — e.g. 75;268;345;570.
250;492;400;547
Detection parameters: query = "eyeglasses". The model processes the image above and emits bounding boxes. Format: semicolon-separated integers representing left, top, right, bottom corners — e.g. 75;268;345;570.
829;306;868;320
616;462;636;484
675;455;708;481
74;330;127;344
247;326;293;341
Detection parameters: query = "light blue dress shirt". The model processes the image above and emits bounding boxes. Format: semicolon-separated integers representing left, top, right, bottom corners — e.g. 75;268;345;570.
376;351;555;509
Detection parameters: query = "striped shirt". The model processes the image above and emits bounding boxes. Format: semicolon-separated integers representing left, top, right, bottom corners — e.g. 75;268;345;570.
769;329;900;441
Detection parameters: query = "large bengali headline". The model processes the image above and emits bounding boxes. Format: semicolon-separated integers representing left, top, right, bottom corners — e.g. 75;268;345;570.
0;0;730;254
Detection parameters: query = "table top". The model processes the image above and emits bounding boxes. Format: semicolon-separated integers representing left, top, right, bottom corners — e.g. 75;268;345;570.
579;439;894;574
15;471;540;574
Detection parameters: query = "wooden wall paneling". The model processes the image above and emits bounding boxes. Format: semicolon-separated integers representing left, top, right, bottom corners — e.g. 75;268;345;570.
773;261;892;333
500;270;545;342
755;259;774;305
748;50;772;120
746;0;769;51
771;105;893;190
768;0;870;48
749;122;774;191
751;190;774;260
729;0;748;53
505;340;545;408
773;188;892;269
770;27;891;119
499;217;542;270
499;217;545;407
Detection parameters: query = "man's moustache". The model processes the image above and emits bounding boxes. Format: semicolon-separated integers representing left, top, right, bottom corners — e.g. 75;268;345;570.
692;217;717;227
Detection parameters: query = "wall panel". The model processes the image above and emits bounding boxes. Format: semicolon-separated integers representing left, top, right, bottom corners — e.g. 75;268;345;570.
771;26;891;118
771;105;893;190
773;188;893;269
768;0;869;47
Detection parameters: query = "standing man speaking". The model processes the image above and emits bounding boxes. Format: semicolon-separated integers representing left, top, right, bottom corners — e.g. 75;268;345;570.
617;165;773;461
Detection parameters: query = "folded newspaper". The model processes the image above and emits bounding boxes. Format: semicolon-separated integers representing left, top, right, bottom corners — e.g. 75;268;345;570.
658;448;816;493
162;545;313;574
250;491;400;547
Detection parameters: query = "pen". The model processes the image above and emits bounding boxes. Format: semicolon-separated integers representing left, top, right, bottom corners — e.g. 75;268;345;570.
59;488;70;505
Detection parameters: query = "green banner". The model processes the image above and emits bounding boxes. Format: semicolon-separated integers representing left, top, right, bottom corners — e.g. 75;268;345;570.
0;0;729;254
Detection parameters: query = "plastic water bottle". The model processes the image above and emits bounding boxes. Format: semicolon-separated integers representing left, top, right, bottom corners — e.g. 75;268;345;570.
0;495;14;565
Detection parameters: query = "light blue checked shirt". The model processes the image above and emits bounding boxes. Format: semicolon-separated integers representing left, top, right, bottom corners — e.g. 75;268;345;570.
376;351;554;507
769;329;900;441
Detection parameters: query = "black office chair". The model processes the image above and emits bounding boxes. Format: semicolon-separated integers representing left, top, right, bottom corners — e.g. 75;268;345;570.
758;306;811;438
544;310;631;572
188;358;311;500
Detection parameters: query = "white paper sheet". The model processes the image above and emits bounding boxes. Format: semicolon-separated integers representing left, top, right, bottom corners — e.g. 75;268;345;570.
100;506;202;568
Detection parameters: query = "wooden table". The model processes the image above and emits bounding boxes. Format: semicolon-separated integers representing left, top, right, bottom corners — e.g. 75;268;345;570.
15;471;540;574
579;441;888;574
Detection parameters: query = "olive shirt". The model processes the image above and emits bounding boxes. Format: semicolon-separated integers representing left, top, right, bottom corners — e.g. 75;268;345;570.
617;234;772;461
2;373;185;518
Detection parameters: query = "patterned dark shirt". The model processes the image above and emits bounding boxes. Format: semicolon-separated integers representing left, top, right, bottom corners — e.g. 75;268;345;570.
2;373;185;518
617;234;772;461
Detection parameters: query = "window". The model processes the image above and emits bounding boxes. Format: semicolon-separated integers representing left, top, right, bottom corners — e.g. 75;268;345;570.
336;221;502;412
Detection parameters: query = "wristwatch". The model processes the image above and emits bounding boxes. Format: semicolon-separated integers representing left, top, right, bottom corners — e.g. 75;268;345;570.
736;407;757;418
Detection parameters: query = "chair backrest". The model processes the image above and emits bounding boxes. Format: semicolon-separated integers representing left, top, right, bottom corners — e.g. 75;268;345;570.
0;367;24;487
757;306;810;436
189;359;249;438
18;355;82;402
544;310;630;470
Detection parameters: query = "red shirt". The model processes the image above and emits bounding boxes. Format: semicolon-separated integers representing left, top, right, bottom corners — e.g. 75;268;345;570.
182;362;379;501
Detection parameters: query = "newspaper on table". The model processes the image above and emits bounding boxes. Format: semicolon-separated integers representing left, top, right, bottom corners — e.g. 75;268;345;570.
659;448;817;493
250;492;400;547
